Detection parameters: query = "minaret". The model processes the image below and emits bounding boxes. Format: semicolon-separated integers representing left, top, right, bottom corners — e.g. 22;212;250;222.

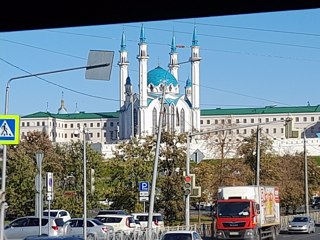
118;31;129;110
189;26;201;131
168;33;179;79
137;24;149;136
137;24;149;107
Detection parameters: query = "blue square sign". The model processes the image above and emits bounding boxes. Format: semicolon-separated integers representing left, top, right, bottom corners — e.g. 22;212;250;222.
139;181;149;192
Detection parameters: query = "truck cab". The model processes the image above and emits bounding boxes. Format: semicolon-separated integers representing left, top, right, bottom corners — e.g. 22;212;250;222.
213;199;260;239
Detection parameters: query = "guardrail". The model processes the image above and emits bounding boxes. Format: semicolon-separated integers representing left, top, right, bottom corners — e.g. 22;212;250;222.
108;212;320;240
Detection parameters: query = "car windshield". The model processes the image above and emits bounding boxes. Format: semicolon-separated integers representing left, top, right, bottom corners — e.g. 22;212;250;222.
43;211;58;217
217;202;250;218
162;233;192;240
292;217;308;222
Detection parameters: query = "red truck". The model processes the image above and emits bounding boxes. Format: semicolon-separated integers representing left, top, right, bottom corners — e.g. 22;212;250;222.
213;185;280;240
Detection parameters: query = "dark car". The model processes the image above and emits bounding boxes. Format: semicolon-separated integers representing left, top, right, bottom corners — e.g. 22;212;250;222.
96;210;128;215
311;196;320;209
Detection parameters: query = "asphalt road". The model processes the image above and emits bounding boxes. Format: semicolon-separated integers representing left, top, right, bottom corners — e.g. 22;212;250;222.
277;225;320;240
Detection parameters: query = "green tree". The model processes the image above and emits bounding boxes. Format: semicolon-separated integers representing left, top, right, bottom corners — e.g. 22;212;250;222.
6;131;63;219
5;130;108;219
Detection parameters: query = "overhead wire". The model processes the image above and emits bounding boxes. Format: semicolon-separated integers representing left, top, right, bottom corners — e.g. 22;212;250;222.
1;21;320;107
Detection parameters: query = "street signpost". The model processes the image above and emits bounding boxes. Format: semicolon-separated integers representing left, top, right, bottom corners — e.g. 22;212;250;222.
139;181;149;212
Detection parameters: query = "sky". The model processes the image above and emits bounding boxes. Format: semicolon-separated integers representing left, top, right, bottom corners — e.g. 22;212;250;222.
1;8;320;116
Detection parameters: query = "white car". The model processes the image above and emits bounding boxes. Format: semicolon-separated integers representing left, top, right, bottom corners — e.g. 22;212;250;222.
287;216;316;234
43;210;71;222
131;213;164;230
4;216;65;240
160;230;203;240
94;214;136;235
63;218;114;240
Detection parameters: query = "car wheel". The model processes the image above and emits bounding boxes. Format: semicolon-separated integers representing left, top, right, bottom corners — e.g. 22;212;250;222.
87;233;96;240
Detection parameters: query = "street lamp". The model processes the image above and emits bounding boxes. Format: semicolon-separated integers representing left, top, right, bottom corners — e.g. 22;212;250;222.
0;60;111;240
74;126;89;240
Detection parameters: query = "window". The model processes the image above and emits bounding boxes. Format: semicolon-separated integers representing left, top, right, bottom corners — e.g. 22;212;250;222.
65;124;68;128
207;120;210;124
42;122;45;126
65;133;67;138
228;119;231;124
22;122;25;127
243;119;247;123
90;123;93;127
295;117;299;122
97;122;100;127
236;119;240;123
273;128;277;133
97;132;100;137
243;129;247;134
251;119;254;123
273;118;276;121
71;123;74;128
104;122;107;127
27;122;30;126
266;129;269;134
266;118;269;122
258;118;261;123
215;120;218;124
221;119;225;124
251;129;254;134
110;122;114;127
311;117;314;121
200;120;203;124
303;117;307;122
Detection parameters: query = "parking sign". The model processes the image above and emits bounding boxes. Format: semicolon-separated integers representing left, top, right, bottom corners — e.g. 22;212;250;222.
139;181;149;192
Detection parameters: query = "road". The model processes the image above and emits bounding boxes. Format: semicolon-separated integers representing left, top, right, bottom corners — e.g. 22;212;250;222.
276;225;320;240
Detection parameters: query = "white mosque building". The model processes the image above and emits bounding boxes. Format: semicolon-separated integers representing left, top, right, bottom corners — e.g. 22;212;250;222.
118;25;201;140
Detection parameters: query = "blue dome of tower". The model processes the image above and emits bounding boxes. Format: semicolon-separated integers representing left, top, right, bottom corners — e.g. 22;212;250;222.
147;66;178;87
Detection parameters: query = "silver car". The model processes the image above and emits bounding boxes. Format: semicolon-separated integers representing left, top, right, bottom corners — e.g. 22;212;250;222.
4;216;65;240
287;216;316;234
62;218;114;240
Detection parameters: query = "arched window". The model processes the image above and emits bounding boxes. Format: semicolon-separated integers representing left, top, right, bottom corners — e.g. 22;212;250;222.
134;108;138;136
176;108;180;126
171;105;175;133
180;108;185;133
152;108;157;135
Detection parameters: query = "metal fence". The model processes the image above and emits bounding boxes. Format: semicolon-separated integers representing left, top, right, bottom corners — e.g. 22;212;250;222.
107;212;320;240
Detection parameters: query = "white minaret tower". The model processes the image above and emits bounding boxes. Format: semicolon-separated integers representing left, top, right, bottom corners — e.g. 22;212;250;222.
137;24;149;136
190;26;201;131
168;33;179;79
118;31;129;109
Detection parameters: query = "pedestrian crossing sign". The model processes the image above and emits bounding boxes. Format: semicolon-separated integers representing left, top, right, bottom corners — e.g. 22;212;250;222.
0;115;20;144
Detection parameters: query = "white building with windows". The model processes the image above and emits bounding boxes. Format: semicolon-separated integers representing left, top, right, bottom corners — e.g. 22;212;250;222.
18;26;320;159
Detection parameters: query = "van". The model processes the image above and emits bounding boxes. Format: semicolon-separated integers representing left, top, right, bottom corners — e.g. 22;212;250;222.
131;213;164;230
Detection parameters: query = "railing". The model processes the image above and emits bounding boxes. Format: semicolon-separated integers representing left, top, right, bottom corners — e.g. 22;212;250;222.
106;212;320;240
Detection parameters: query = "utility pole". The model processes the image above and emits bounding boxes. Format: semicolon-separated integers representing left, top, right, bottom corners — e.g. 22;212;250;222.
303;129;309;215
256;126;261;186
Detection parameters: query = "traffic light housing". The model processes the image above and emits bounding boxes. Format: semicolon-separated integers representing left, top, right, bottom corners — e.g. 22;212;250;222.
90;168;95;194
184;175;192;195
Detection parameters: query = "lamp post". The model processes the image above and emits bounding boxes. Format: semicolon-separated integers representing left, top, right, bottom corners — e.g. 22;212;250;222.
303;127;309;215
1;61;110;240
74;126;89;240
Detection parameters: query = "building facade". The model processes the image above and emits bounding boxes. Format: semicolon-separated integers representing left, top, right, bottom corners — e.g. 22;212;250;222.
18;26;320;158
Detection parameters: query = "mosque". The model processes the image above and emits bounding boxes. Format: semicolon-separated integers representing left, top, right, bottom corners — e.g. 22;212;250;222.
118;25;201;140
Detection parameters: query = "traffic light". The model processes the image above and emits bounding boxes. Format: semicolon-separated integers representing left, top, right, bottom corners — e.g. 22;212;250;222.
184;175;192;195
90;168;95;194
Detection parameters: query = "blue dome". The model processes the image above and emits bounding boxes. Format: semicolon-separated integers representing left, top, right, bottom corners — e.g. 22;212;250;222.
147;66;178;87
